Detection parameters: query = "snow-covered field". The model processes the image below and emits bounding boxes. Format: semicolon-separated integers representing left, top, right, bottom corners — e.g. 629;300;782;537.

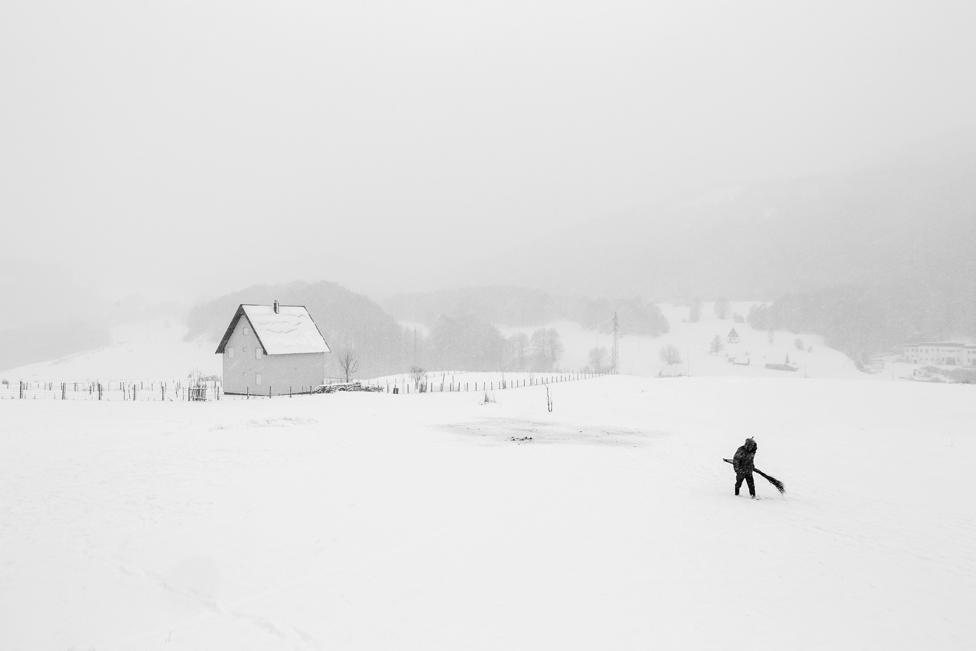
2;376;974;650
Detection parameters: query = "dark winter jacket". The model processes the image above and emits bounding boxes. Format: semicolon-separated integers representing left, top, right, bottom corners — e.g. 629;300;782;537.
732;438;758;475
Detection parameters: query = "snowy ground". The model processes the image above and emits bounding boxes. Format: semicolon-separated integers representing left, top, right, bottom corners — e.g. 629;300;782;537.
2;376;974;650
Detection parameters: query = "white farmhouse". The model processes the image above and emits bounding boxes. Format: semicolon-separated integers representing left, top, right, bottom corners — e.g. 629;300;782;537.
215;301;330;396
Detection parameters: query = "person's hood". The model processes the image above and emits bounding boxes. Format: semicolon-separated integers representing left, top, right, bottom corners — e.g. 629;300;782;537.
744;437;757;453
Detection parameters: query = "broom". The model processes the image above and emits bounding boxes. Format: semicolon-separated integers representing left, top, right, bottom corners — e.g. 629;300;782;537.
723;458;786;494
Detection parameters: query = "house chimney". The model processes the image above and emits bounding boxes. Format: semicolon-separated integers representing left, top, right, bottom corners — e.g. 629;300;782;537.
273;299;279;314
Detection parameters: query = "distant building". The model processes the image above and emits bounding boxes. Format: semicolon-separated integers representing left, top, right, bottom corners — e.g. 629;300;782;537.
903;342;976;367
215;301;331;395
727;328;740;344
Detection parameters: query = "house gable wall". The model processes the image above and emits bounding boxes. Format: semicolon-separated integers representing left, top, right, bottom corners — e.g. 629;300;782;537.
221;317;325;395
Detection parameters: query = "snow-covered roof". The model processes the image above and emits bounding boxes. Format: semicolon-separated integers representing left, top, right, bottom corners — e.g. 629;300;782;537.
215;304;330;355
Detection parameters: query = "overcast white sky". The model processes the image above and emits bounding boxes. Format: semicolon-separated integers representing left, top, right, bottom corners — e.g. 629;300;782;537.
2;0;975;303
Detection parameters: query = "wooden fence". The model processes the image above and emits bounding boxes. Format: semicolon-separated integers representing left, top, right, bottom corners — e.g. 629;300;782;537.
364;371;607;395
0;379;223;402
0;371;608;401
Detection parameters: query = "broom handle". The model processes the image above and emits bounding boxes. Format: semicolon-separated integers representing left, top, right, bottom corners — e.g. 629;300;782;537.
722;458;772;480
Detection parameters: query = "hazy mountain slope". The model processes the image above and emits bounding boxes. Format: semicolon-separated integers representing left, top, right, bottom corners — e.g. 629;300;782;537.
737;146;976;361
3;320;218;381
490;142;976;360
497;140;976;301
0;262;113;371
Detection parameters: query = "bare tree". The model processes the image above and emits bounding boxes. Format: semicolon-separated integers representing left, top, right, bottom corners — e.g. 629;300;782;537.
660;344;682;366
410;366;427;389
530;328;563;371
709;335;724;355
714;297;731;320
506;333;530;371
588;346;609;372
338;349;359;382
689;299;702;323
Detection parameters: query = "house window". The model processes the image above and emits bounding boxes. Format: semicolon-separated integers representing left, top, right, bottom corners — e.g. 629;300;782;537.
242;345;247;354
243;325;250;337
255;373;262;386
255;348;262;360
228;347;235;359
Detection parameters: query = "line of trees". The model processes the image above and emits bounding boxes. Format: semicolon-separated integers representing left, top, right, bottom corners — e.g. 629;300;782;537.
410;316;567;373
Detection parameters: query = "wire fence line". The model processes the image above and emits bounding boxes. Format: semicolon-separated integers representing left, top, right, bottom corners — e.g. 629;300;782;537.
363;370;609;395
0;379;222;402
0;371;609;402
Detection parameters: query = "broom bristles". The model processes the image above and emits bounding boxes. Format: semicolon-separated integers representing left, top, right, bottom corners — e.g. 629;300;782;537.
754;469;786;494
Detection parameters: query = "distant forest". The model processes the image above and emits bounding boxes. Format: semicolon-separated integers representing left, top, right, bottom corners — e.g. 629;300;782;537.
750;272;976;366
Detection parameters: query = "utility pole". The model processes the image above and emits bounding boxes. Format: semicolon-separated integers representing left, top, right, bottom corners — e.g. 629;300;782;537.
611;311;619;374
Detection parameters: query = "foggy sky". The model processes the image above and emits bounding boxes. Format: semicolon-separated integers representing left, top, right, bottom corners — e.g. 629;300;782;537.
2;0;975;304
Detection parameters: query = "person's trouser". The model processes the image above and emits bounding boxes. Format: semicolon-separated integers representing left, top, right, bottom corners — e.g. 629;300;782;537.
735;473;756;497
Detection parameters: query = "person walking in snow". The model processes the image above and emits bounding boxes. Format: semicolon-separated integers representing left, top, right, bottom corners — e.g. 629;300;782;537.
732;437;758;498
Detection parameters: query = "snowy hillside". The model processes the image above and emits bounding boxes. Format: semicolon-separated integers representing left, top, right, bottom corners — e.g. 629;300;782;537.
2;376;973;649
501;301;862;378
1;319;219;382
